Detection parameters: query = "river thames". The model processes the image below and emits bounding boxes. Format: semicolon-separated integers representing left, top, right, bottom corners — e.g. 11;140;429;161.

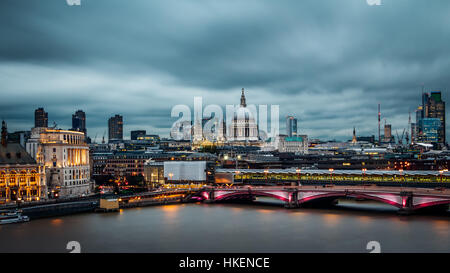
0;199;448;253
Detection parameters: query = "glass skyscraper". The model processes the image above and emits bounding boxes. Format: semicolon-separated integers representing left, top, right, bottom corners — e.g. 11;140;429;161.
286;116;297;137
421;118;441;144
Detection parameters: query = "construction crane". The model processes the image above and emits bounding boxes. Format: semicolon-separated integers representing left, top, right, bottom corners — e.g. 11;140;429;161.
93;133;98;144
396;129;406;145
401;128;406;145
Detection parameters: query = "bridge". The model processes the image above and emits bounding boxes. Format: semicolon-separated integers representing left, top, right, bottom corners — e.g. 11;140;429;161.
197;185;450;214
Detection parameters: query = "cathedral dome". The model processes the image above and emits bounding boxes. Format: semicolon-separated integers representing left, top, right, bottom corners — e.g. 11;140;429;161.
233;106;255;121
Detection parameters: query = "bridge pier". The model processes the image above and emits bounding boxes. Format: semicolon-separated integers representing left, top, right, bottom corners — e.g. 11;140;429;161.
398;191;414;215
284;189;299;209
203;190;216;203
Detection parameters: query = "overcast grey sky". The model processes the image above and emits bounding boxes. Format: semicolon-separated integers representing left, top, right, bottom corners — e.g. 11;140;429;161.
1;0;449;141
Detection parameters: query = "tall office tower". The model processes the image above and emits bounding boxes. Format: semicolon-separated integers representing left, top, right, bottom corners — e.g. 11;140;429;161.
384;124;392;143
34;108;48;128
421;118;441;144
108;115;123;142
286;116;298;137
411;123;417;143
415;106;424;141
72;110;87;136
131;130;146;140
423;91;445;145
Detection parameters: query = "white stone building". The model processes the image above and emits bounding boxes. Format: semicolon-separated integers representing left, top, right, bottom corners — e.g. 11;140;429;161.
261;134;309;154
228;88;259;142
26;128;93;198
278;135;309;154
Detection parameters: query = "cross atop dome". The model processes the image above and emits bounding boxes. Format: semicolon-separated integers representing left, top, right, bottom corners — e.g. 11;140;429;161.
240;88;246;107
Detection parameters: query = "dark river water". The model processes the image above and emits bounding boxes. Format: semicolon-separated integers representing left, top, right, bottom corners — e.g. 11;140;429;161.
0;199;448;253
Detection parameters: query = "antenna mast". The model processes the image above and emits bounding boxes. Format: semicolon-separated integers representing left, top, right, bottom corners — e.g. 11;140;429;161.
378;103;381;145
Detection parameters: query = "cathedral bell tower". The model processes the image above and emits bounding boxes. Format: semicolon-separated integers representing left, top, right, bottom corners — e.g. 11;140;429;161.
240;88;247;107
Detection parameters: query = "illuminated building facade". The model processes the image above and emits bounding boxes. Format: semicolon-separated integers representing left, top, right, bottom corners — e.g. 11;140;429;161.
103;151;153;177
26;127;92;198
143;161;165;188
0;121;46;203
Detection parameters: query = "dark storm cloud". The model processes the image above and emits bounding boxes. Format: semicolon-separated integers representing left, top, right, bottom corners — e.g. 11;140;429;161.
1;0;450;140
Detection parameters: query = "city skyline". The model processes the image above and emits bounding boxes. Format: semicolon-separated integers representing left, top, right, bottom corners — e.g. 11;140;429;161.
4;88;446;143
1;1;449;141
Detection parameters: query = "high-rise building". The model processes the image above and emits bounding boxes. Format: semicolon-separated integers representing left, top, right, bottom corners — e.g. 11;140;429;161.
34;108;48;128
108;115;123;142
286;116;298;137
131;130;146;140
421;118;441;144
384;124;392;143
411;122;418;143
416;91;446;146
72;110;87;136
424;91;445;145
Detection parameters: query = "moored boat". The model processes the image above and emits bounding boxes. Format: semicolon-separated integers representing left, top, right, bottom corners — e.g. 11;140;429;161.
0;210;30;225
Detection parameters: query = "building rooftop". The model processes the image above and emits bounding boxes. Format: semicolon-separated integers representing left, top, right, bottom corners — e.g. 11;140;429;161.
0;143;36;165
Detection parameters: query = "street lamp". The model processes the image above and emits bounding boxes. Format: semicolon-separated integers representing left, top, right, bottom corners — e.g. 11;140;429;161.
399;169;404;188
264;169;269;184
236;155;241;168
329;168;334;182
362;168;367;182
235;170;242;184
296;168;301;186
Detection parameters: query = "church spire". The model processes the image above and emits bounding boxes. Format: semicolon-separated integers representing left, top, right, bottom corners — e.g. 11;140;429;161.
240;88;246;107
1;120;7;147
352;126;357;144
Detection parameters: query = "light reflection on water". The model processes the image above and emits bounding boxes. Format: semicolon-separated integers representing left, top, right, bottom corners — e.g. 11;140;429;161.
0;198;448;253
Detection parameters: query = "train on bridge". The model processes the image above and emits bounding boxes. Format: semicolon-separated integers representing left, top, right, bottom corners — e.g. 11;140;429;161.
215;168;450;187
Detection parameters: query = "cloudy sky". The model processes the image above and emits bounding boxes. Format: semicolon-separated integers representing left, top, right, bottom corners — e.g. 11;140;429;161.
1;0;449;141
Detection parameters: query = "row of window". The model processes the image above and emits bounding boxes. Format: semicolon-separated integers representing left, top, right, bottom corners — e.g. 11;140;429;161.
64;180;89;186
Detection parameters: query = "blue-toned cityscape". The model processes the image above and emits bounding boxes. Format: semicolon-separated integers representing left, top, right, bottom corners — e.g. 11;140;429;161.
1;0;449;256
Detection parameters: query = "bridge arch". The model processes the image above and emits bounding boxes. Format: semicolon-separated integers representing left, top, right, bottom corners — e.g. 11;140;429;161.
297;192;404;209
214;190;289;203
412;197;450;211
